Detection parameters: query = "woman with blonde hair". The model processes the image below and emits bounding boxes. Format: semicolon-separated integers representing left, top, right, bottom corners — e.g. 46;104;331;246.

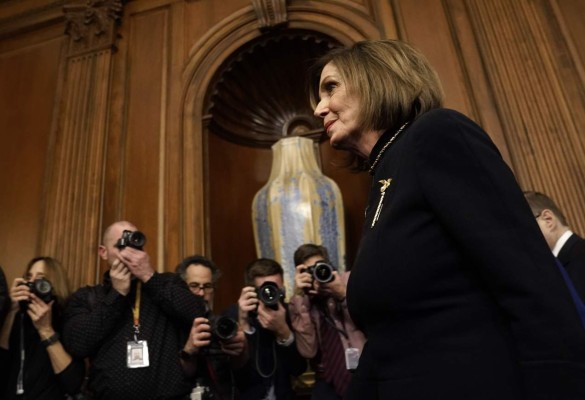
0;256;84;399
311;39;585;399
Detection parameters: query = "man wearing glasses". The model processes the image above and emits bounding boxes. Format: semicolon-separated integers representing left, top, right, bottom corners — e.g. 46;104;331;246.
176;255;220;310
175;255;247;399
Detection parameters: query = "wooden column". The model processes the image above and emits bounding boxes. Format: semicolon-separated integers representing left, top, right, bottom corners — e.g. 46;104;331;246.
466;0;585;233
40;0;123;288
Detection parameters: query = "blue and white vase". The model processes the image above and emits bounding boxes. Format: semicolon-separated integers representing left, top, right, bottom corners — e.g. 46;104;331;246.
252;136;346;298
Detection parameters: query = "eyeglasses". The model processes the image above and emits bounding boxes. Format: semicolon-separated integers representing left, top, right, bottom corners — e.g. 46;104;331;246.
534;213;541;219
188;282;215;292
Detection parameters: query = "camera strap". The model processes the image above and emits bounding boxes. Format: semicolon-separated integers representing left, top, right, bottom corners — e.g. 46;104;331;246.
319;301;350;342
16;313;25;395
132;281;142;340
127;281;149;368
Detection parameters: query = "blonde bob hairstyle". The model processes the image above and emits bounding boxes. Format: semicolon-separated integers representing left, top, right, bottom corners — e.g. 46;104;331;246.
310;39;444;135
25;256;72;307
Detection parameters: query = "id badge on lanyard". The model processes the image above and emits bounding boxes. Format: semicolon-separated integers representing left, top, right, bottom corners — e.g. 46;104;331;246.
127;281;149;368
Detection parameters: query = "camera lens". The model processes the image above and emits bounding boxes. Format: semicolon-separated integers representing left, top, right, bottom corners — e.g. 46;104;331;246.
128;231;146;249
34;278;52;295
257;282;281;307
313;261;334;283
212;316;237;340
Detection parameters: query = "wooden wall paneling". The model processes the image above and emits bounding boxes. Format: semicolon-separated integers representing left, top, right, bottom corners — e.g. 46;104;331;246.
392;0;477;119
465;0;585;234
288;1;381;43
42;53;112;289
121;7;168;270
526;1;585;232
368;0;399;39
182;7;265;262
552;0;585;80
40;0;122;289
0;32;63;283
442;0;510;163
0;0;64;41
208;135;273;311
163;1;187;271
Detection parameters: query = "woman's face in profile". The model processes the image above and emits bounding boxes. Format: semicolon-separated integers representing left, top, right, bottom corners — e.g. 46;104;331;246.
314;63;364;155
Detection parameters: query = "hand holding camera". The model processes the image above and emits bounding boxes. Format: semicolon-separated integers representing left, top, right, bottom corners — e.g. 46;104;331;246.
295;261;343;299
27;293;56;336
11;277;53;312
237;286;259;330
218;325;246;357
187;315;240;357
186;317;214;355
10;277;56;335
113;230;155;284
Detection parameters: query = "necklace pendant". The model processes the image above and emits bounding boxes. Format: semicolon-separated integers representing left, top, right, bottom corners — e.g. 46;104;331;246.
371;179;392;228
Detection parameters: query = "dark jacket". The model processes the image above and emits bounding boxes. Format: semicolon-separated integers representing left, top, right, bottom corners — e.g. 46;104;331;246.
0;303;85;400
62;272;206;400
346;109;585;400
225;304;307;400
558;233;585;302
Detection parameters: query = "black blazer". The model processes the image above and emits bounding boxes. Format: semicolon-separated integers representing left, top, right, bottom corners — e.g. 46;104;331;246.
224;304;306;400
346;109;585;400
558;233;585;303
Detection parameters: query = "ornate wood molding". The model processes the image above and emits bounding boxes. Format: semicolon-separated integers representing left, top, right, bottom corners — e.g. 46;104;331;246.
63;0;123;57
251;0;287;29
0;0;65;38
206;31;338;147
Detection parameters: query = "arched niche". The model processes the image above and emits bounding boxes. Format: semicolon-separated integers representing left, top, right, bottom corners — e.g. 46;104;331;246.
180;2;381;266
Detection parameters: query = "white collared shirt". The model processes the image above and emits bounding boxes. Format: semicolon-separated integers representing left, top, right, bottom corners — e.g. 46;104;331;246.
553;230;573;257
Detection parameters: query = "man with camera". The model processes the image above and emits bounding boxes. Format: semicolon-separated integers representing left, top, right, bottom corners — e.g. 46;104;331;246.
62;221;207;400
227;258;306;400
175;255;247;400
289;244;366;400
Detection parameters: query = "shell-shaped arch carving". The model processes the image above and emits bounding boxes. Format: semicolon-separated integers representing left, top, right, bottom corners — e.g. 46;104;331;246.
206;30;339;147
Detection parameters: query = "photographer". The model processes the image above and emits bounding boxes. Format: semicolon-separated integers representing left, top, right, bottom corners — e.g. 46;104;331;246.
175;255;247;399
289;244;365;400
227;258;306;400
0;257;84;400
62;221;207;400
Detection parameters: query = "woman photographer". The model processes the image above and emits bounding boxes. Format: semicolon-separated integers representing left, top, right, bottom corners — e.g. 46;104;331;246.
0;256;84;399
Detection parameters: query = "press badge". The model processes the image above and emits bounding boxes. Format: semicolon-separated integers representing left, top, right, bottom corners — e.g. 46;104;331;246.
345;347;360;371
127;340;150;368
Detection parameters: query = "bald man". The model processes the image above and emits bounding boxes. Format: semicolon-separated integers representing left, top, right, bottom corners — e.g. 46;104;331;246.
63;221;206;400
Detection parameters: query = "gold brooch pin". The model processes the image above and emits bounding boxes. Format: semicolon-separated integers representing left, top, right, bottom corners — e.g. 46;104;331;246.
371;179;392;227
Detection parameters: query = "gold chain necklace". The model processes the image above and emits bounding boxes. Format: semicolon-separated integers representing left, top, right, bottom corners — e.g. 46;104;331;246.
368;122;408;175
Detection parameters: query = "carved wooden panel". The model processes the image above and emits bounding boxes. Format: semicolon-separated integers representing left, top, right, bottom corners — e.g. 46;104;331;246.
464;0;585;234
0;33;62;283
40;0;124;288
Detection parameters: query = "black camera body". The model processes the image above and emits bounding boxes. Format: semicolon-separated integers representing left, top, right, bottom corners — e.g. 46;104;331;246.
200;314;238;357
115;230;146;250
304;261;335;284
256;281;285;310
19;278;53;310
210;315;238;341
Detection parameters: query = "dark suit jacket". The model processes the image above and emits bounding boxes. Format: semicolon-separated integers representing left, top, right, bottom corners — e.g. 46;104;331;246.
346;109;585;400
224;304;307;400
558;233;585;303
